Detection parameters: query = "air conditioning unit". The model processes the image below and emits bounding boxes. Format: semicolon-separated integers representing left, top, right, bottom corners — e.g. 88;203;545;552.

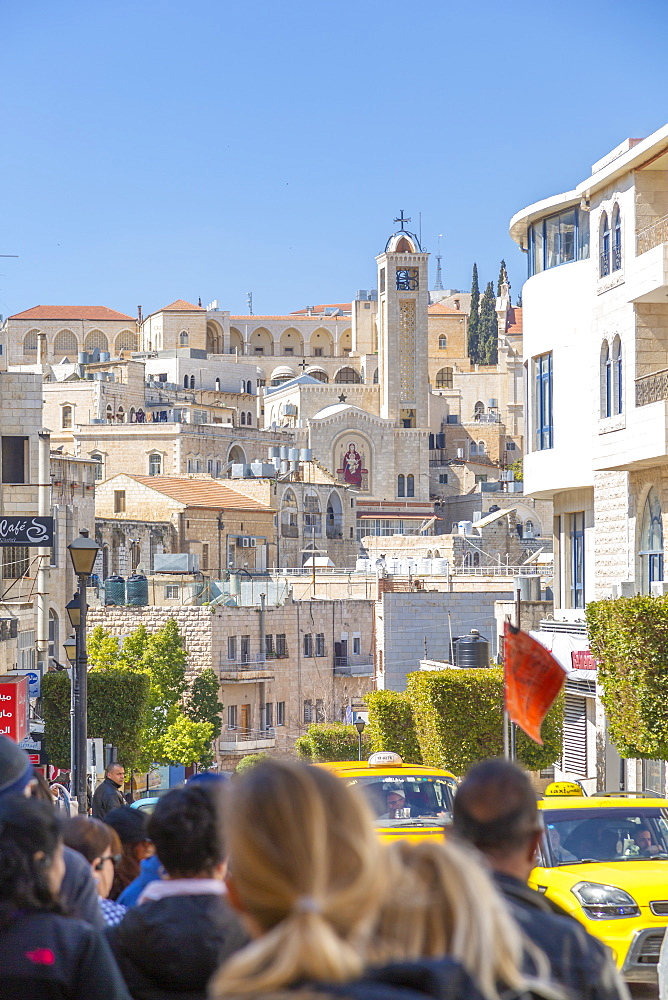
249;538;257;547
241;537;250;547
283;403;297;415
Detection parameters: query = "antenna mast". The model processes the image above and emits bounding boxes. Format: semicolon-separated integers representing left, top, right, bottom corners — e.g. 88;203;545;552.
434;234;444;291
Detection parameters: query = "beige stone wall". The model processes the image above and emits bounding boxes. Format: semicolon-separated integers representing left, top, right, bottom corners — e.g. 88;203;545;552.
635;303;668;378
141;308;208;353
3;316;137;367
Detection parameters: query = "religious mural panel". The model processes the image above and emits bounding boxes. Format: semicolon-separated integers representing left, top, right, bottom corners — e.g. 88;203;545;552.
336;440;369;492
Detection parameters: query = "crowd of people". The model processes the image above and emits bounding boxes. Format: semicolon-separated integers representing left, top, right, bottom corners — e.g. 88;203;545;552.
0;734;630;1000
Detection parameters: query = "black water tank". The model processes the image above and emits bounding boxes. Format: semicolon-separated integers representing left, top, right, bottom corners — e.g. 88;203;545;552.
104;576;125;606
454;629;490;669
126;574;149;607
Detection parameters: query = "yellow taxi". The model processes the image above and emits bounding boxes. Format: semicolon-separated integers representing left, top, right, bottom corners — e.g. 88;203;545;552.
319;751;457;842
530;783;668;981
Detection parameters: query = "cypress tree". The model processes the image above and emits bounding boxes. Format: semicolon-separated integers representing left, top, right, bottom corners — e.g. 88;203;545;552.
468;263;480;363
478;281;498;365
497;259;509;295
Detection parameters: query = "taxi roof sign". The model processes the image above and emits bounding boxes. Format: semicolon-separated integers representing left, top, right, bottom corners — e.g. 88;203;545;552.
368;751;403;768
544;781;585;797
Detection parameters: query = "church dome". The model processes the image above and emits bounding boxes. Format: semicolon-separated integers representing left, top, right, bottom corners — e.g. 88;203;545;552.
385;231;421;253
312;402;357;419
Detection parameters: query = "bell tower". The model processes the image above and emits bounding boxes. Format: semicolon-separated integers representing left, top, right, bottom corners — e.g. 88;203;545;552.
376;212;429;428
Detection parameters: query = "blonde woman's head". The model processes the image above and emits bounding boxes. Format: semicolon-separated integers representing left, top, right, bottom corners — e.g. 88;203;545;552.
369;839;528;1000
212;758;382;997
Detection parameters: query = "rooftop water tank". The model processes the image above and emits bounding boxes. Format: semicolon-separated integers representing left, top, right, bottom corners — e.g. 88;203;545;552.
104;576;125;606
454;630;490;669
126;574;148;606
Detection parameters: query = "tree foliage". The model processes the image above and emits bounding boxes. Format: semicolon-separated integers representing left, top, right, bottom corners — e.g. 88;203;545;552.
586;596;668;758
295;722;371;762
497;259;509;296
364;690;422;762
509;458;523;482
467;263;480;362
156;715;214;767
42;669;151;771
477;281;498;365
235;752;270;774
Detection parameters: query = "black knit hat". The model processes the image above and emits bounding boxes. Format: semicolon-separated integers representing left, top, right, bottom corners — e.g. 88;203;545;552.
104;805;150;844
0;734;33;799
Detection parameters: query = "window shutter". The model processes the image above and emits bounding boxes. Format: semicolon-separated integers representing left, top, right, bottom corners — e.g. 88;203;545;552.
562;694;587;776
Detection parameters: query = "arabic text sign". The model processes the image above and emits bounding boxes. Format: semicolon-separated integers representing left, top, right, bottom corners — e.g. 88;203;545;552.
0;676;28;742
0;517;53;547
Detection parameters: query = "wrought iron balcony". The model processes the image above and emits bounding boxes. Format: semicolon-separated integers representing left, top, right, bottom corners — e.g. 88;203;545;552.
637;214;668;256
636;369;668;407
334;655;374;676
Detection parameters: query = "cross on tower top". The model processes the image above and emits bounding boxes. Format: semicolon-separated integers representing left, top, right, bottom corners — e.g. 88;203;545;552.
394;210;411;232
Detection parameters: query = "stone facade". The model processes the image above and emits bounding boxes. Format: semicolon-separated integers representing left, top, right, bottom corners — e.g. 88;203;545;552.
2;306;138;367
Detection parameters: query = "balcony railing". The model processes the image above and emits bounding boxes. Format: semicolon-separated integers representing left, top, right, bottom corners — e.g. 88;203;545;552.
220;653;266;669
637;214;668;256
219;729;276;752
334;655;374;676
636;369;668;407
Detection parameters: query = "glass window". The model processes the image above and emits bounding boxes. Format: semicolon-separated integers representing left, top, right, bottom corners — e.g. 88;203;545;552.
600;212;610;278
2;436;27;484
315;633;325;656
612;205;622;271
276;701;285;726
265;702;273;728
61;406;73;429
438;335;447;350
113;490;126;513
435;368;453;389
91;453;103;481
528;208;589;276
533;353;553;451
407;474;415;497
276;634;287;657
560;210;576;263
227;705;237;729
397;474;405;497
570;512;585;608
303;633;313;657
304;699;313;724
614;338;623;415
352;636;361;654
601;343;612;418
148;453;161;476
640;488;664;594
546;215;560;269
227;636;237;661
2;546;29;579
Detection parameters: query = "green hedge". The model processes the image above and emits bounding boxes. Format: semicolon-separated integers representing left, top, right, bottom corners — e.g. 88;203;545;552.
364;690;422;763
42;669;151;771
587;596;668;758
235;752;270;774
295;722;371;762
406;667;562;774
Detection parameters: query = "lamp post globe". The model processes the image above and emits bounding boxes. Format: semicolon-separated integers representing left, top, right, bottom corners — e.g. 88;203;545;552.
63;635;77;665
65;594;81;629
67;529;100;577
354;718;366;761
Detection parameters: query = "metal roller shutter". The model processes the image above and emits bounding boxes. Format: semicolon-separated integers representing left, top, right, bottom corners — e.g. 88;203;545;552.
563;694;587;777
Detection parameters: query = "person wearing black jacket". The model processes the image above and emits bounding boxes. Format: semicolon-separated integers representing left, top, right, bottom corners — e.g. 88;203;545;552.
452;759;629;1000
0;796;130;1000
108;781;248;999
92;763;127;819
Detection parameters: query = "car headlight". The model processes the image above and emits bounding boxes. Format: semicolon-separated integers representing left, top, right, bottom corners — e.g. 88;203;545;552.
571;881;640;919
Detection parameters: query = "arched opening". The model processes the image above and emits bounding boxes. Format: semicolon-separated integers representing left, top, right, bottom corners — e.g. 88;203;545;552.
117;406;125;423
116;330;137;353
397;474;405;497
396;236;414;253
302;542;322;566
270;366;296;386
279;327;303;356
640;488;664;594
183;375;189;389
106;404;113;422
246;412;252;425
179;331;189;348
215;378;221;391
84;330;109;354
438;335;447;350
435;367;453;389
601;341;612;418
477;441;485;456
613;336;623;415
23;329;39;353
339;328;352;356
53;329;79;356
326;491;343;539
102;545;109;580
334;366;361;384
227;444;246;474
600;211;610;277
612;204;622;271
240;412;246;425
206;322;223;354
309;328;333;357
229;327;244;354
189;375;195;390
373;368;379;384
407;474;415;497
61;405;73;429
250;327;273;356
474;401;485;419
48;609;59;664
91;452;103;481
129;407;136;422
304;492;321;537
305;368;328;383
281;489;298;538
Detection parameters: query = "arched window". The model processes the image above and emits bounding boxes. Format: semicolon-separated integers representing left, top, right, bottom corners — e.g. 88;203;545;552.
435;368;453;389
84;330;108;353
612;204;622;271
183;375;189;389
129;407;136;422
334;367;362;384
246;412;252;425
148;453;161;476
407;474;415;497
116;330;136;353
61;405;72;429
215;378;221;391
246;380;252;393
478;440;485;455
640;488;664;593
600;211;610;277
397;474;405;497
54;329;78;355
614;337;623;415
373;369;378;384
470;442;478;457
601;341;612;417
189;375;195;390
438;335;447;350
240;412;246;425
91;452;103;481
474;401;484;419
106;404;113;422
23;329;39;353
179;331;189;347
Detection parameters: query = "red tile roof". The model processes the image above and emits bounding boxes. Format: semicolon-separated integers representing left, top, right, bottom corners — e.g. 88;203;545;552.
506;306;522;334
129;475;271;511
8;305;135;322
428;302;465;315
159;300;204;312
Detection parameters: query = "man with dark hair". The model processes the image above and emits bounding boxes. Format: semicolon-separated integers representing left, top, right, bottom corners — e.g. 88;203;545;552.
108;783;247;999
453;759;628;1000
92;762;126;820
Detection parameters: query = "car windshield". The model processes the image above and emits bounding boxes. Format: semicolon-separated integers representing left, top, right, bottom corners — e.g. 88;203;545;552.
541;806;668;865
344;773;455;826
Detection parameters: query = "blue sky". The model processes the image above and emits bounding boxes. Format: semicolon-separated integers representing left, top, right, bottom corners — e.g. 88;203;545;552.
2;0;668;320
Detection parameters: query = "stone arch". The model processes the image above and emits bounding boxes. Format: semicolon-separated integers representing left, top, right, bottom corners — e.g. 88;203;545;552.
333;430;373;492
179;330;189;348
53;329;79;356
23;329;40;353
334;366;362;384
229;327;244;354
227;443;247;472
638;485;664;593
279;327;303;356
206;321;223;355
250;327;273;356
339;328;352;355
304;367;328;383
281;488;298;538
326;490;343;538
115;329;137;353
84;330;109;353
309;327;333;356
435;367;453;389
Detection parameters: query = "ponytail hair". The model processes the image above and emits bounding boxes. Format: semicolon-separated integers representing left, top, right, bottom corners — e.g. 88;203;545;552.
211;759;382;997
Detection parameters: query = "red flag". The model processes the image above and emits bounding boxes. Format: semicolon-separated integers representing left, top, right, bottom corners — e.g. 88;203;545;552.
503;622;566;744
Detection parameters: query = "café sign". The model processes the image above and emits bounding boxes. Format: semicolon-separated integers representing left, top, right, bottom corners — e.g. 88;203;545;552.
0;517;53;546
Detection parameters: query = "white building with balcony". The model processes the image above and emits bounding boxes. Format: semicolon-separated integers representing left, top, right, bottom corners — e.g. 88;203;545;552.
510;123;668;791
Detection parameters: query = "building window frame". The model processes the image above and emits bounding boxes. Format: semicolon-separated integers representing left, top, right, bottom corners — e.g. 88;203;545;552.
569;512;585;609
533;352;553;451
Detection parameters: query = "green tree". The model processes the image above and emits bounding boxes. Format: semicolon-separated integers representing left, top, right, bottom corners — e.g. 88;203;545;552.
185;668;223;767
157;714;214;767
467;263;480;362
477;281;498;365
295;722;371;762
509;458;523;482
365;690;422;762
235;752;270;774
88;626;120;670
497;259;509;295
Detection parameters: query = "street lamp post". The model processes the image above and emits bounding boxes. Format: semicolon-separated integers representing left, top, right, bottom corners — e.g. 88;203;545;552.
354;718;366;762
67;531;100;815
63;632;77;792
